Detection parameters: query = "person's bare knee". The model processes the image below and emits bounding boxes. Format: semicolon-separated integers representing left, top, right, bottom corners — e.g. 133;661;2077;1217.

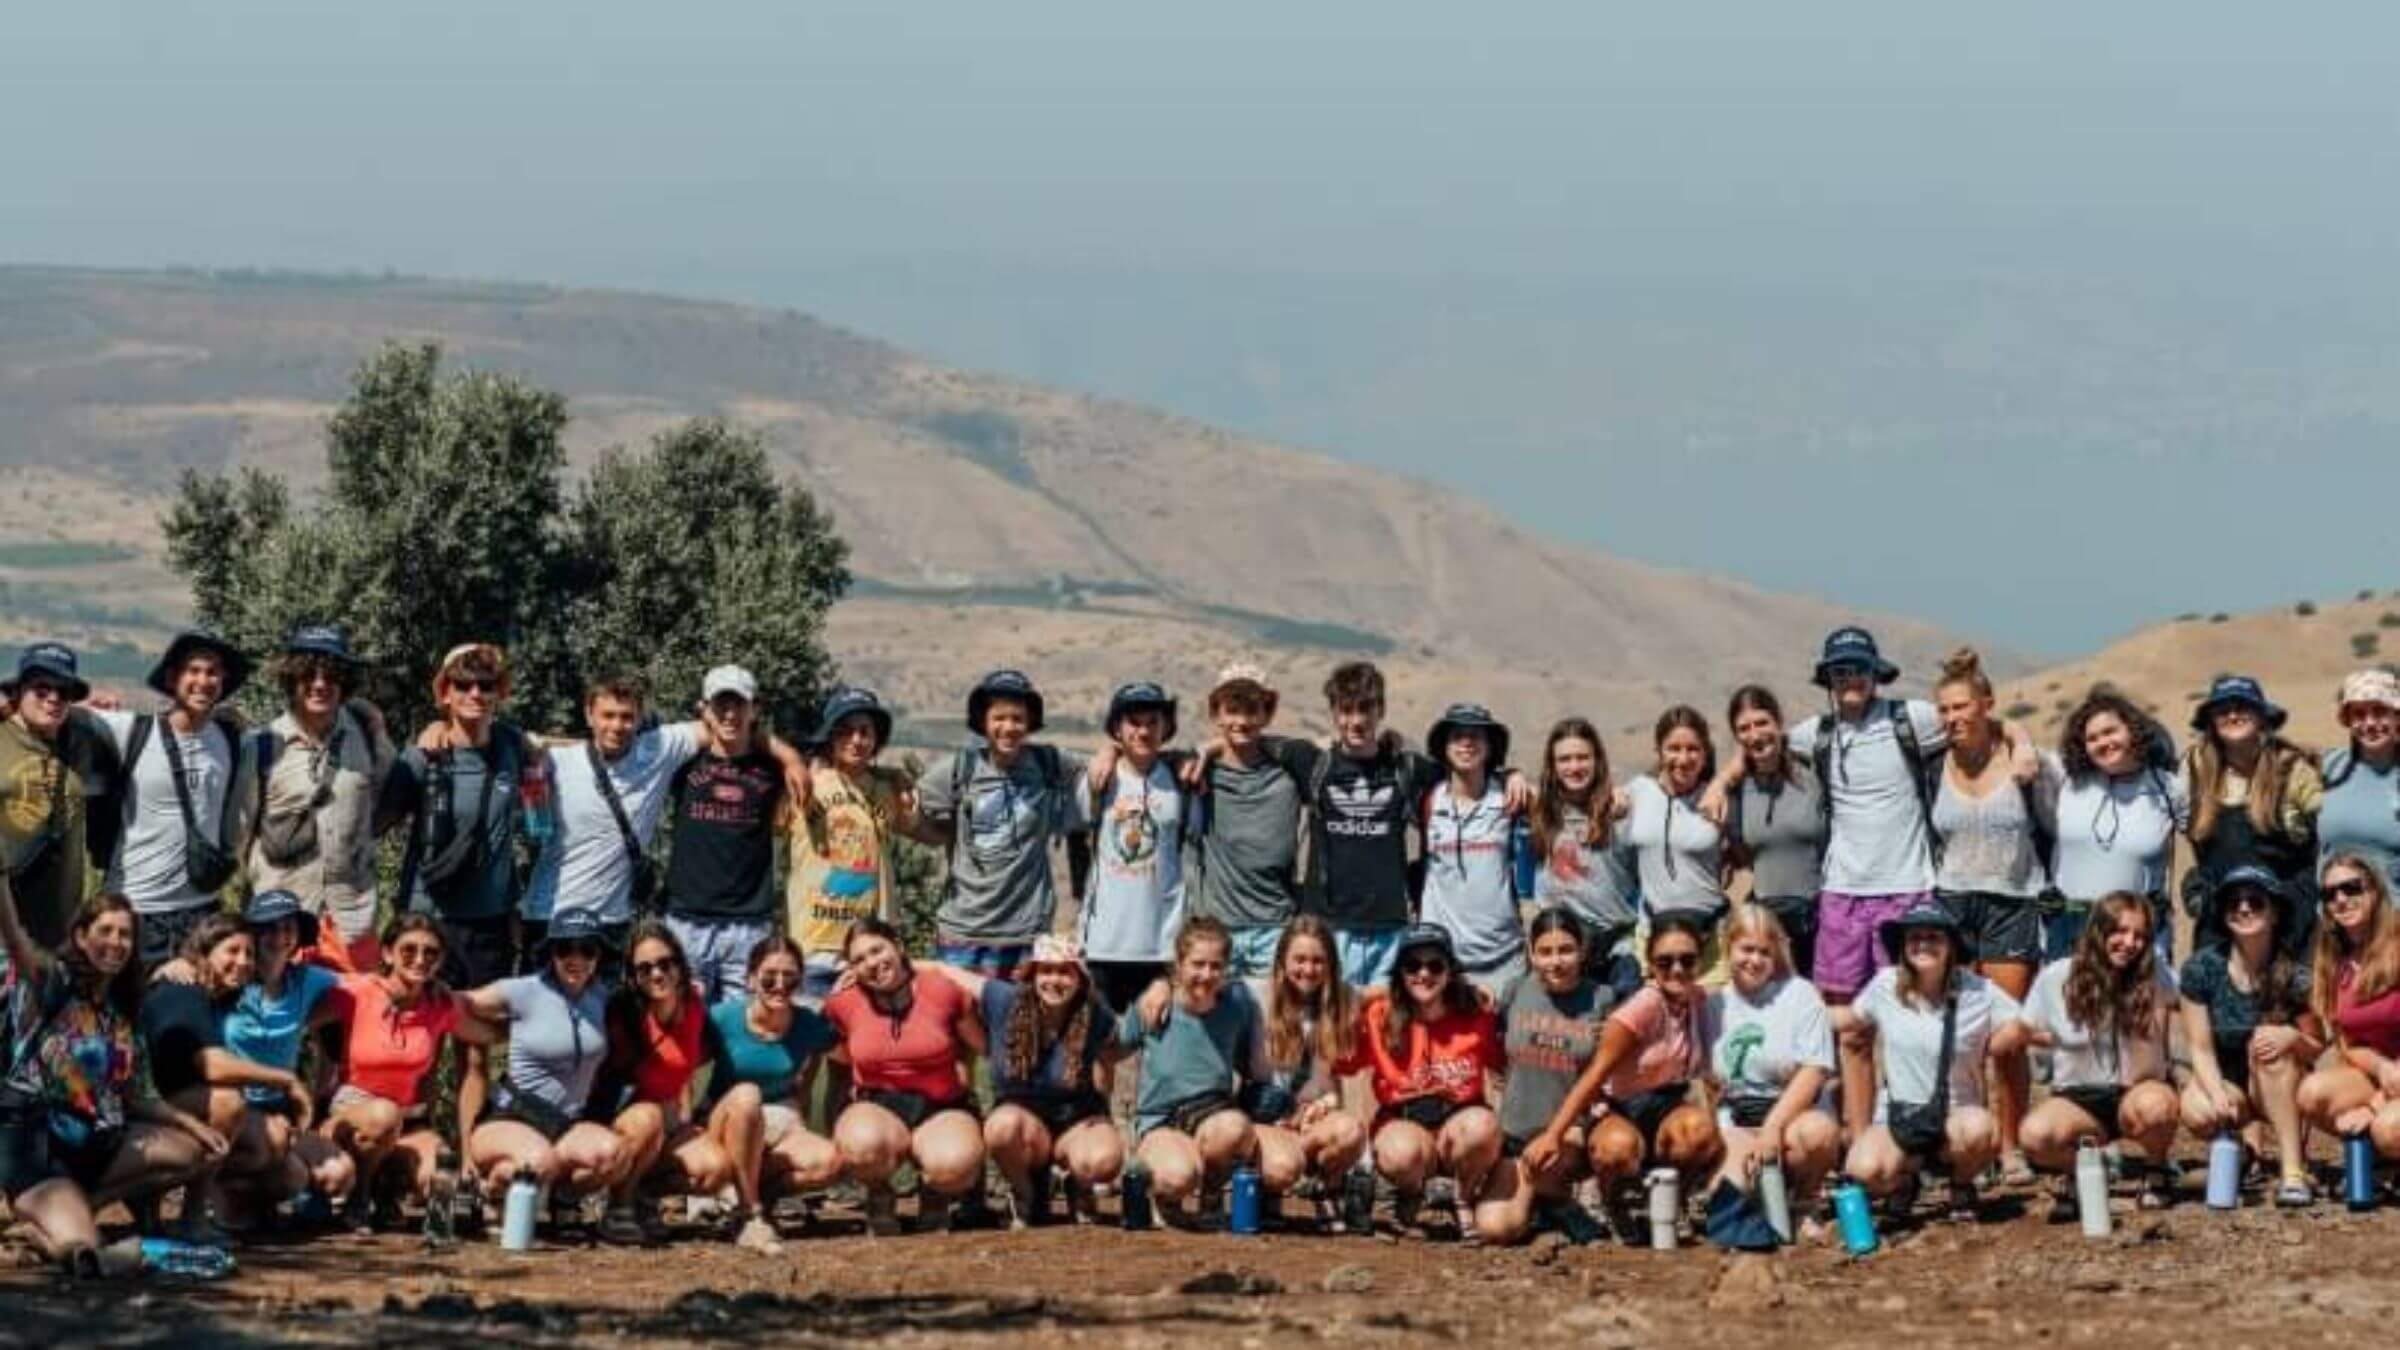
1656;1108;1722;1175
1373;1124;1432;1189
1588;1118;1644;1183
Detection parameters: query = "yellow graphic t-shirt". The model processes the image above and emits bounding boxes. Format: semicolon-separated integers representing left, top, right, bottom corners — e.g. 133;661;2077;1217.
787;764;905;959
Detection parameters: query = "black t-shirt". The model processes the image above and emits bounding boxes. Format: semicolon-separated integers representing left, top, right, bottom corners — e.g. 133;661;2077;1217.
1274;737;1442;930
139;982;222;1100
664;750;785;920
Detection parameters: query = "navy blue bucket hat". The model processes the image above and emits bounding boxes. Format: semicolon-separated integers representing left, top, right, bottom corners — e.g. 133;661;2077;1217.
1811;626;1900;688
1104;681;1178;743
3;642;88;703
967;669;1045;736
284;622;363;669
148;630;253;702
1427;702;1510;768
2192;673;2287;734
242;888;321;947
812;685;894;751
1877;899;1965;963
537;908;617;960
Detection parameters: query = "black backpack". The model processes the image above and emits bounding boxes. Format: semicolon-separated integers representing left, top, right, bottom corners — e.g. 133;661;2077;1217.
1811;701;1940;862
942;743;1091;899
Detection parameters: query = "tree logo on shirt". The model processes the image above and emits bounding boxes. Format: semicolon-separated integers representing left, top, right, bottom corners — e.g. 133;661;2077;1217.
1722;1021;1766;1081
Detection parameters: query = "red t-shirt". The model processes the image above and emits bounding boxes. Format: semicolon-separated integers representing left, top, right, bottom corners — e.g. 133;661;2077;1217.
824;968;971;1104
619;987;710;1106
333;974;462;1109
2335;963;2400;1058
1339;992;1504;1108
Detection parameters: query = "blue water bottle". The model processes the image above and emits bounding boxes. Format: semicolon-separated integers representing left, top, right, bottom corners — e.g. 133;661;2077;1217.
2204;1132;2243;1211
2345;1134;2377;1212
139;1237;237;1280
1832;1181;1878;1256
1229;1166;1263;1235
1510;817;1538;898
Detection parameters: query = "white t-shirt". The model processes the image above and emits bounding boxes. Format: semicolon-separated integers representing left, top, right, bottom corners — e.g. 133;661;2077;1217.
1785;699;1947;895
1073;758;1187;962
95;709;242;915
2021;958;2176;1091
1703;974;1835;1110
523;722;703;923
1852;966;2021;1115
1624;775;1726;919
2051;768;2189;902
1417;777;1525;970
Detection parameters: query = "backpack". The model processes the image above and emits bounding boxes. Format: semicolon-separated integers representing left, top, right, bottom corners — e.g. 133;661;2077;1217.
1811;701;1939;857
121;712;242;892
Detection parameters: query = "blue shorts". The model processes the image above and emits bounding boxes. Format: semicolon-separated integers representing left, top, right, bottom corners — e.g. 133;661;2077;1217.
1226;926;1283;979
1335;927;1403;986
664;914;775;1006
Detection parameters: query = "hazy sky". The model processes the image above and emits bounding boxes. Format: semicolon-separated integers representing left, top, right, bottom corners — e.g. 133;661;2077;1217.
7;2;2396;654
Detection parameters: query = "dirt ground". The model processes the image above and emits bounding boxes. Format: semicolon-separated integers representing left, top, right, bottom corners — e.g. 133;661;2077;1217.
5;1178;2397;1350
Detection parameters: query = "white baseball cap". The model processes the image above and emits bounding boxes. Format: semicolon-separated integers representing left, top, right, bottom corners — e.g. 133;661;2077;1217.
702;665;758;702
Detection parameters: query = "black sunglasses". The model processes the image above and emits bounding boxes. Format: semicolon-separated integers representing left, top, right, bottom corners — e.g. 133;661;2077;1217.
449;677;499;693
632;958;679;979
2323;878;2374;904
1652;952;1701;973
1399;957;1450;976
551;939;601;959
2224;890;2274;914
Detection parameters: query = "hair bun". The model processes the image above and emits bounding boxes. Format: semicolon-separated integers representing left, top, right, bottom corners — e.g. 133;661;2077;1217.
1941;647;1984;683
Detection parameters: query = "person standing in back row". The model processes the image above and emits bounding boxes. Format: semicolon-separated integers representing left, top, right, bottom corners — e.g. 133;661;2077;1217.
245;625;393;973
1418;704;1529;996
660;667;787;1003
788;686;919;1000
88;632;256;969
908;670;1090;979
0;644;114;953
1077;683;1190;1013
1185;665;1304;979
2181;675;2320;949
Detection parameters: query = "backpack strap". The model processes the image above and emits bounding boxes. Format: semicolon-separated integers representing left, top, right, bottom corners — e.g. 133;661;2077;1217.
1888;701;1942;864
124;714;155;784
1809;714;1835;819
945;746;978;860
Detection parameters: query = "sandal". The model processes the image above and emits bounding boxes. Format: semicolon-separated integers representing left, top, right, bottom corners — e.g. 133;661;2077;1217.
1998;1154;2038;1188
2275;1178;2316;1209
2137;1176;2174;1211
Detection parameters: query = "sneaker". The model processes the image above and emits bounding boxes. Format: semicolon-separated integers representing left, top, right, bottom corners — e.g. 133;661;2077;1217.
734;1215;784;1255
1945;1178;1981;1224
598;1205;651;1247
2275;1177;2316;1209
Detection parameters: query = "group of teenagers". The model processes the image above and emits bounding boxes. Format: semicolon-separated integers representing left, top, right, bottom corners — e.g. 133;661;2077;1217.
3;615;2400;1280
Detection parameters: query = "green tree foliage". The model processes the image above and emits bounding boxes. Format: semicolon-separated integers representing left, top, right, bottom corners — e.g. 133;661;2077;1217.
162;342;849;737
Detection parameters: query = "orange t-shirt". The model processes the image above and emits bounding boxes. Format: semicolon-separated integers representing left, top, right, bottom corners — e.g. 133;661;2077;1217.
1339;993;1504;1107
333;974;462;1109
824;968;972;1104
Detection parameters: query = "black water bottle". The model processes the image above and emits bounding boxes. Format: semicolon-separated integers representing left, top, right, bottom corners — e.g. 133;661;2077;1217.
1121;1162;1154;1231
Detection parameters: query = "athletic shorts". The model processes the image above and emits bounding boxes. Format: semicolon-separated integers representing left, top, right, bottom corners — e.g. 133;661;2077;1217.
1604;1083;1694;1149
1088;960;1168;1016
1814;892;1926;999
2057;1085;2127;1142
1936;890;2042;966
996;1093;1111;1139
1754;895;1818;980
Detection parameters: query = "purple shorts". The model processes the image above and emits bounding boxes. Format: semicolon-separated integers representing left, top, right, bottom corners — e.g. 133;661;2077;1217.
1813;891;1927;1000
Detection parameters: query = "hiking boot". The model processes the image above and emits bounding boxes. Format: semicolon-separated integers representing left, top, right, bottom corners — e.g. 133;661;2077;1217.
598;1204;652;1247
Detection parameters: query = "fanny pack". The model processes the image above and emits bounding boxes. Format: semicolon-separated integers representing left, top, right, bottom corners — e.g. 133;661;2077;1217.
1726;1095;1776;1130
256;718;348;868
492;1084;580;1139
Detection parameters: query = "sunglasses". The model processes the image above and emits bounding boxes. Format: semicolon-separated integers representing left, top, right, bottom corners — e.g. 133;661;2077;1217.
632;958;678;979
551;940;601;959
15;682;70;703
1399;958;1450;976
2225;891;2274;914
448;677;499;694
1652;952;1701;973
2323;878;2374;904
391;943;443;966
756;969;800;991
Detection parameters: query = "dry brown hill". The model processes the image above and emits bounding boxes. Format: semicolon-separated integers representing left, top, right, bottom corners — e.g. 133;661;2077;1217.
1997;592;2400;755
0;265;2002;744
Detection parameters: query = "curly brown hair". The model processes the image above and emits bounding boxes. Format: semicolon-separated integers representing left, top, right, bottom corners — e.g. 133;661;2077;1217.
2060;685;2174;780
2062;892;2162;1048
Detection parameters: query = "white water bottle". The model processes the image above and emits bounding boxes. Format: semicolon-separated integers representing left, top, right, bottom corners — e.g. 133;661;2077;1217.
1757;1159;1793;1243
1645;1168;1680;1250
2075;1137;2112;1238
501;1176;541;1251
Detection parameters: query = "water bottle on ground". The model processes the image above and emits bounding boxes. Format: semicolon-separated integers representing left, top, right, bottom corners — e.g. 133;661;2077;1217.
2075;1137;2112;1238
1832;1182;1878;1257
2345;1135;2377;1212
423;1168;458;1247
1644;1168;1679;1250
1341;1160;1377;1236
2204;1132;2243;1211
139;1237;237;1280
1121;1162;1154;1231
501;1176;541;1251
1228;1167;1262;1235
1756;1160;1792;1244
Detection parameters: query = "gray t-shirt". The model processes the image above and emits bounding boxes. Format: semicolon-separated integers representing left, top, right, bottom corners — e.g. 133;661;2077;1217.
497;972;609;1115
915;744;1089;944
1785;700;1947;895
1113;982;1266;1135
1729;766;1827;902
1625;775;1726;920
1419;778;1524;971
94;710;244;916
1532;802;1641;938
1932;755;2059;899
1190;753;1303;929
1497;974;1610;1143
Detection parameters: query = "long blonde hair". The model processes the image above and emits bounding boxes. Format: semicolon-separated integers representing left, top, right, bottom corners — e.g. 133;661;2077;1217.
2313;856;2400;1036
1263;917;1358;1072
2186;736;2311;846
